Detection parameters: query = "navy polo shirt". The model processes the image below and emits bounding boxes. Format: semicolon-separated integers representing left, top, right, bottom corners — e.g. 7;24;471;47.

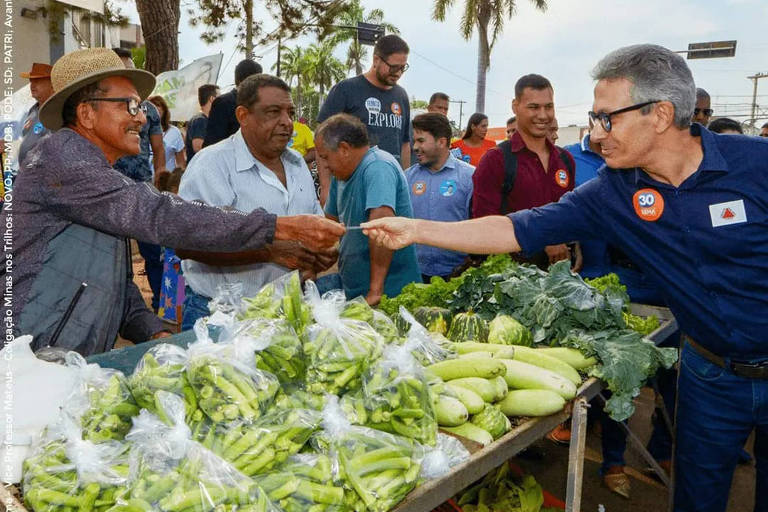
511;125;768;360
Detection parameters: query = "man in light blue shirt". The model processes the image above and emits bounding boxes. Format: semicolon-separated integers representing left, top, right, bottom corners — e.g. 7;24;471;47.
177;74;335;329
317;114;421;304
407;113;474;281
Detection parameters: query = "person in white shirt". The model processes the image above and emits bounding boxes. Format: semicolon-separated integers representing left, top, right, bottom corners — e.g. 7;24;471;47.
177;74;336;329
149;94;186;170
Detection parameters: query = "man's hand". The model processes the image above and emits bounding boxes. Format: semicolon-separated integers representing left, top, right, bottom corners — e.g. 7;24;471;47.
151;331;173;340
365;289;383;306
545;244;570;265
361;217;418;250
313;247;338;273
275;215;345;252
268;240;318;270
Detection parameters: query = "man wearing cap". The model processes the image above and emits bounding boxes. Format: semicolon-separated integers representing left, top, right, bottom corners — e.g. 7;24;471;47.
18;63;54;165
10;48;345;356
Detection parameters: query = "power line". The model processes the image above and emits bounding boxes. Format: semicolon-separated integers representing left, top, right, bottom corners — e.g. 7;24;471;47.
409;49;506;98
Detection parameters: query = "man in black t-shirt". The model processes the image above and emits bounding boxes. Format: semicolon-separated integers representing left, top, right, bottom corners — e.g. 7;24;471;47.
203;59;262;147
186;84;219;162
318;35;412;167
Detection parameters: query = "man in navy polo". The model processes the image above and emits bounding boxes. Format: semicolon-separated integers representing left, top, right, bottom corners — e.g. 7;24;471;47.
363;44;768;512
407;113;473;282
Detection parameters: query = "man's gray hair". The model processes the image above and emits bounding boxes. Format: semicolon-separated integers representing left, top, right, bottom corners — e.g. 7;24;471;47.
316;114;369;150
592;44;696;129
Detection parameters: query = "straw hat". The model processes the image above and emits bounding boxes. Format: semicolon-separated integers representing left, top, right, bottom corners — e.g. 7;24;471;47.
39;48;156;130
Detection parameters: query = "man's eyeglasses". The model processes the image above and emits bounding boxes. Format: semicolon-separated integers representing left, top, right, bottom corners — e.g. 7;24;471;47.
84;97;146;116
693;108;714;117
588;100;659;133
376;55;409;74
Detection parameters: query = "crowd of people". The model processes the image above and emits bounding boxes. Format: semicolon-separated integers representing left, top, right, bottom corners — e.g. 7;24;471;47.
6;32;768;512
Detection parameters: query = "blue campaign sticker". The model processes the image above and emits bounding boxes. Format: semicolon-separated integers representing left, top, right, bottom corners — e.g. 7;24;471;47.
440;180;457;197
33;122;44;135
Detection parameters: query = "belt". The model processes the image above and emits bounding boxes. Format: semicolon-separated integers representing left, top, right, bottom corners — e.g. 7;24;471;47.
684;335;768;380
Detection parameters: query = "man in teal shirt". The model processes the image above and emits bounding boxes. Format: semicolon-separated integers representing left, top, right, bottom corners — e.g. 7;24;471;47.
317;114;421;304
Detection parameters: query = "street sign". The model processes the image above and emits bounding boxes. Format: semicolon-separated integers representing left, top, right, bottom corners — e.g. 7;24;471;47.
686;40;737;59
357;22;385;46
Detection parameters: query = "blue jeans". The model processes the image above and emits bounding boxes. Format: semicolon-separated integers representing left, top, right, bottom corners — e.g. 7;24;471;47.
137;241;163;312
181;286;211;331
674;344;768;512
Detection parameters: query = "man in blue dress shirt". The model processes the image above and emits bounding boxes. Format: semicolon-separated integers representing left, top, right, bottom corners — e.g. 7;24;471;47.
406;113;474;282
363;44;768;512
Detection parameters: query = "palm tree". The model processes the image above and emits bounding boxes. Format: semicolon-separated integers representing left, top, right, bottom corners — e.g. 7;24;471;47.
272;46;311;117
433;0;548;113
305;41;347;113
332;0;399;76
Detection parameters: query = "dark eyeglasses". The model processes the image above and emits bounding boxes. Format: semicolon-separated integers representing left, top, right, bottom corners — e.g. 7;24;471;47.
84;97;146;116
377;55;409;74
588;100;659;133
693;108;713;117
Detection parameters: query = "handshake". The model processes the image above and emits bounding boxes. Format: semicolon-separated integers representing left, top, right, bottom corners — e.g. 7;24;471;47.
273;215;346;272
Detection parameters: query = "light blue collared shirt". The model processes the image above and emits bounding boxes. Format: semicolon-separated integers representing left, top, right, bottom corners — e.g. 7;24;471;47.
406;154;474;277
179;129;323;299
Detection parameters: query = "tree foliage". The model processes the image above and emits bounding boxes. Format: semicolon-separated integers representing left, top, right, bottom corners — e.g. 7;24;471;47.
329;0;399;75
432;0;548;112
188;0;351;58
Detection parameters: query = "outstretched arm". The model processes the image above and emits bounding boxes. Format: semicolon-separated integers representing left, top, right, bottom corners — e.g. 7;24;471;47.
362;215;521;255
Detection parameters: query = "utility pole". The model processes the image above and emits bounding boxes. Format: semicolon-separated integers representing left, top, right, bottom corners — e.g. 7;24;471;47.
450;100;467;132
747;72;767;129
276;38;282;78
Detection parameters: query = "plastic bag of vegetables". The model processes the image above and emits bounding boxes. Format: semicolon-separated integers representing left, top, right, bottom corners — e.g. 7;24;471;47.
120;392;277;512
314;396;424;512
303;282;384;396
207;282;245;317
128;344;203;425
22;415;131;512
227;316;307;385
192;407;322;477
398;307;455;366
238;271;312;335
253;453;351;512
420;434;471;480
186;320;280;423
63;353;139;443
356;341;438;446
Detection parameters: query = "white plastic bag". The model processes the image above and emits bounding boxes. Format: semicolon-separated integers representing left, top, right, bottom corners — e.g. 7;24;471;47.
0;335;76;483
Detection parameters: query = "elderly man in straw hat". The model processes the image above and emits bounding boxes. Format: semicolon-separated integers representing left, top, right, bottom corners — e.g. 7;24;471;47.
9;48;345;356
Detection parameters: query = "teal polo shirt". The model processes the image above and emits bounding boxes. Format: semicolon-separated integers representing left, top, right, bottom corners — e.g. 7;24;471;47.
326;147;421;299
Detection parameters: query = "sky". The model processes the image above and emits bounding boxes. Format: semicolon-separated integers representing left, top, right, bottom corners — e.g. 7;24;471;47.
122;0;768;129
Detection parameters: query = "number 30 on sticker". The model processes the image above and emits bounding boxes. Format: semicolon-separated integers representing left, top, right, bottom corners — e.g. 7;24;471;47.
633;188;665;221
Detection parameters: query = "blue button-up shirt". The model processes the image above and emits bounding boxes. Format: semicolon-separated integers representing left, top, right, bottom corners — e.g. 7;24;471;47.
511;125;768;360
406;155;474;277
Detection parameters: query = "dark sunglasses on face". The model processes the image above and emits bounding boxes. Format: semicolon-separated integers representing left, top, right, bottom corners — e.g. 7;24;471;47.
588;100;659;133
693;108;713;117
84;97;147;116
376;54;409;74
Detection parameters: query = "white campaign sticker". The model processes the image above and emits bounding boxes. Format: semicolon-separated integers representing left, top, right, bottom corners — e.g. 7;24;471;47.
709;199;747;228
